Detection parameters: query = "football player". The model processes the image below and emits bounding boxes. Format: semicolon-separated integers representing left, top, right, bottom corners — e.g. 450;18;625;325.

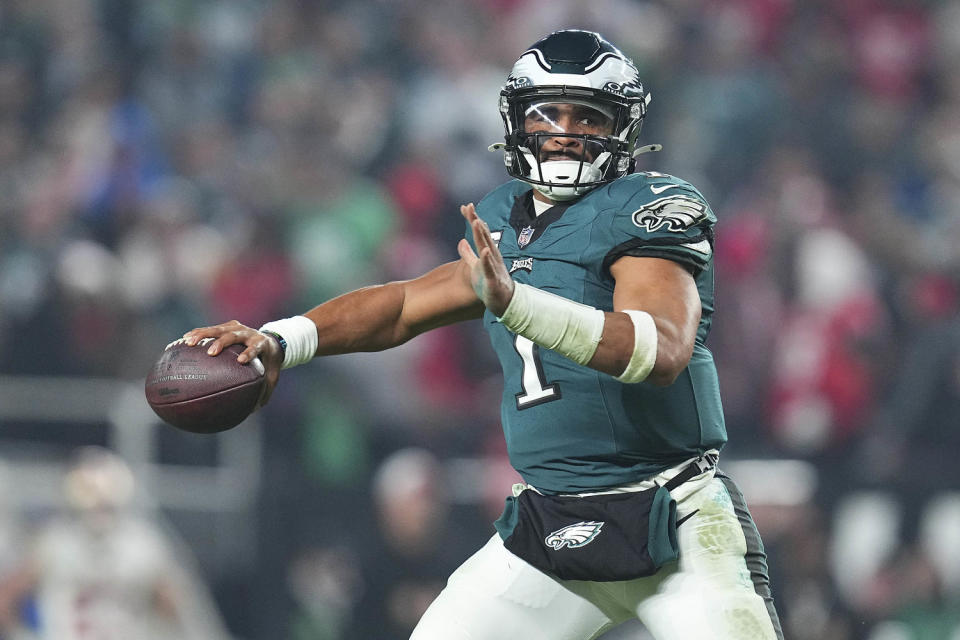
186;29;784;639
0;447;230;640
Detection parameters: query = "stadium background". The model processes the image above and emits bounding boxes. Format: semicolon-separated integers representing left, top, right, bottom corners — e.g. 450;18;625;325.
0;0;959;638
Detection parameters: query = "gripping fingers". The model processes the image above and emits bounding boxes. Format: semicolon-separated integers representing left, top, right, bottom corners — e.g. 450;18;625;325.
181;329;213;347
236;344;261;364
182;321;254;360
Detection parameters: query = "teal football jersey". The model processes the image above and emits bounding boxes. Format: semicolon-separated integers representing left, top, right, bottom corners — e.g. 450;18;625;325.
469;173;725;493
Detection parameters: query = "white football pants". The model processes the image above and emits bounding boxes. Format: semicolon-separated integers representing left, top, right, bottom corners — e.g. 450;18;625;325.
410;468;783;640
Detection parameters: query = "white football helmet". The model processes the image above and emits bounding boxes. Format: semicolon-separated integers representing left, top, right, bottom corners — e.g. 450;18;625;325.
63;446;135;513
493;30;655;201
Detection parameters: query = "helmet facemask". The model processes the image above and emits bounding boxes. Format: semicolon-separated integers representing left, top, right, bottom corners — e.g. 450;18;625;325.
502;92;640;200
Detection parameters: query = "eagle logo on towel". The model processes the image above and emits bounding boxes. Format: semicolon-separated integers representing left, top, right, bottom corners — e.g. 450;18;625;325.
544;521;605;550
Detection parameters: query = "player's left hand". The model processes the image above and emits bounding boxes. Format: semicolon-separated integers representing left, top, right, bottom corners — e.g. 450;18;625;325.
457;203;515;317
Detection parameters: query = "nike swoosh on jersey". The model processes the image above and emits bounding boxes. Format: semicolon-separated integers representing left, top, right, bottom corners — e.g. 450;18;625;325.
681;239;712;255
650;184;679;194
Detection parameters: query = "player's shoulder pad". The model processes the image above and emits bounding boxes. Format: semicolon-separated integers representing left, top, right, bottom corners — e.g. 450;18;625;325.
476;179;530;221
590;172;716;276
596;172;716;232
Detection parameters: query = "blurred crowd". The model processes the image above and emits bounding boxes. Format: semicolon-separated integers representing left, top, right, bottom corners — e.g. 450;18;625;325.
0;0;959;638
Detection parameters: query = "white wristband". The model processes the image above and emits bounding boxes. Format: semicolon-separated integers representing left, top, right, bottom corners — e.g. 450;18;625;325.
615;310;658;383
259;316;318;369
497;283;604;366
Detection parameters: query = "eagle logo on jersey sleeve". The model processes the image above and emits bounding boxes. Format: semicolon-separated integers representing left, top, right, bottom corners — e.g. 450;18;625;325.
544;521;605;550
631;195;707;233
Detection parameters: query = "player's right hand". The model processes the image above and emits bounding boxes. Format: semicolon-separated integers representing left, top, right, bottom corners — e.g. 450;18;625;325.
182;320;283;408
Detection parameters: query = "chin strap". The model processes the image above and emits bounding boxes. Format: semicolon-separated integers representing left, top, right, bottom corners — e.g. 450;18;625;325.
633;144;663;157
589;151;611;173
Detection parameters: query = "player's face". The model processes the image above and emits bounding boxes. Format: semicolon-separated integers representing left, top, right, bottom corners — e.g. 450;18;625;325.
523;100;614;163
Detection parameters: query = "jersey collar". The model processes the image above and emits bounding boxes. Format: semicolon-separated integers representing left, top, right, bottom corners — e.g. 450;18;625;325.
508;191;573;248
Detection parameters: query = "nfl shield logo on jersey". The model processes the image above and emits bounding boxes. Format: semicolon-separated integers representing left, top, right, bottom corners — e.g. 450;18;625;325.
517;226;535;248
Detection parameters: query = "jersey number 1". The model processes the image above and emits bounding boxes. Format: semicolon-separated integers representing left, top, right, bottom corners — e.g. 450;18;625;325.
514;335;561;409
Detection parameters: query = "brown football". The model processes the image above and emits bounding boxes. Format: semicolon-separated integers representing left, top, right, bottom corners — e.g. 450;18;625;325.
144;338;265;434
